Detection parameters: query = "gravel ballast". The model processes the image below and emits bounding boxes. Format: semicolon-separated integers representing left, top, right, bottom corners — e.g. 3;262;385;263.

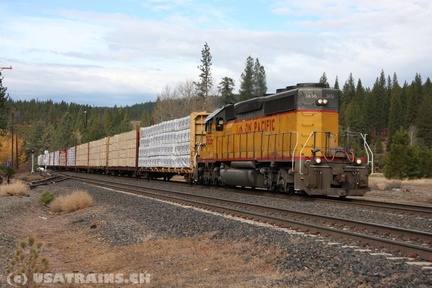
1;178;431;287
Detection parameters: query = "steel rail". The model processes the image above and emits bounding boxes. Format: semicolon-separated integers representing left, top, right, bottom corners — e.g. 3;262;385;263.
28;175;70;189
314;197;432;217
67;174;432;261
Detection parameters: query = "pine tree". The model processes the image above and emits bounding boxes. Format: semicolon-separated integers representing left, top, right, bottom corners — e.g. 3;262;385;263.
83;110;105;142
102;110;114;136
51;112;76;150
417;147;432;177
351;79;367;133
253;58;267;96
405;80;419;126
27;121;46;154
383;128;419;179
354;79;366;105
334;76;340;90
340;73;356;127
374;70;388;134
387;75;403;149
218;77;236;105
195;42;213;98
238;56;267;101
364;71;387;135
400;82;410;128
140;110;152;127
424;77;432;96
238;56;255;101
319;72;329;87
344;102;366;133
414;73;424;104
416;93;432;147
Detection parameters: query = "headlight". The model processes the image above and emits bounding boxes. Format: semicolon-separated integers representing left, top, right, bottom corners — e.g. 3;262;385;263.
356;158;362;165
316;98;328;106
314;157;322;164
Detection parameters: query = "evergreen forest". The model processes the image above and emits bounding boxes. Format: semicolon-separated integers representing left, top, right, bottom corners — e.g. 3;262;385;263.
0;43;431;179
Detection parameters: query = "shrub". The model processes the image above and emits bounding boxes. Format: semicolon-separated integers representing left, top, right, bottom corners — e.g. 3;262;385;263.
50;190;93;213
0;166;16;178
39;191;55;206
6;236;49;285
0;180;30;197
383;129;420;179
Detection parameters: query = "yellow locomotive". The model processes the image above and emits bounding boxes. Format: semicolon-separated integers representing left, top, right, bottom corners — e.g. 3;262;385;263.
196;83;373;197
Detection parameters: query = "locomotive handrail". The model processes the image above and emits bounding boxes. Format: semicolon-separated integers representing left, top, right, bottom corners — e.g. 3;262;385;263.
299;131;317;175
360;133;374;175
344;131;374;175
299;131;374;175
290;132;299;172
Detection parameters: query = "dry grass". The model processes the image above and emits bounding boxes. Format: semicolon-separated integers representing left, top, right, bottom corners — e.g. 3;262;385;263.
366;173;432;204
50;190;93;212
134;236;285;287
43;229;288;287
14;173;45;182
0;180;30;197
368;178;402;191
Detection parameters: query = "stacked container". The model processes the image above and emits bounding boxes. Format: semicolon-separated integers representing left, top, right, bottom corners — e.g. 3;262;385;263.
138;112;208;170
108;130;139;168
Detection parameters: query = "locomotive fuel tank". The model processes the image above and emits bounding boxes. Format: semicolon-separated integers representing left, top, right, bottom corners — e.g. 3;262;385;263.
219;163;265;188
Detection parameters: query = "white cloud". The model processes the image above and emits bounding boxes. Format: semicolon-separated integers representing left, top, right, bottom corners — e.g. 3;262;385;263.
0;0;431;106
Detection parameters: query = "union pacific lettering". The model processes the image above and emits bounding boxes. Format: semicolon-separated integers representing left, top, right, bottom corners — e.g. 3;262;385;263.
237;118;276;133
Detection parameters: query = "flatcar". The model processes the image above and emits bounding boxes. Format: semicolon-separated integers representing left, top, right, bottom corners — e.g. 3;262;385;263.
38;83;372;197
38;113;209;179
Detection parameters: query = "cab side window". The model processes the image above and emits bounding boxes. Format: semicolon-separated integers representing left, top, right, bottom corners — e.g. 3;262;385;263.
216;117;224;131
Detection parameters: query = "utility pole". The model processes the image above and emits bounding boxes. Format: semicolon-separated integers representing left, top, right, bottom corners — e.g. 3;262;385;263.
15;133;19;169
11;111;14;168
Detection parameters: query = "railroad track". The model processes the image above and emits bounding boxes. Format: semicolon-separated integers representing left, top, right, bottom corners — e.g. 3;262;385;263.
28;174;70;189
313;197;432;217
64;173;432;261
168;176;432;216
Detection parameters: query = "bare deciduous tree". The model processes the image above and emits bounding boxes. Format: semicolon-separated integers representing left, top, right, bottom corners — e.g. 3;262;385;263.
408;125;418;146
152;81;219;123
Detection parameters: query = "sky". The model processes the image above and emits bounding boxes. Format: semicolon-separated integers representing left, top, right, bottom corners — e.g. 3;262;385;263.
0;0;431;107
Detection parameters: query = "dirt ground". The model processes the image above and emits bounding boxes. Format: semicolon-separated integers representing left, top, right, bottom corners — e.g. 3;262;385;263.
2;201;289;287
1;173;431;287
363;174;432;205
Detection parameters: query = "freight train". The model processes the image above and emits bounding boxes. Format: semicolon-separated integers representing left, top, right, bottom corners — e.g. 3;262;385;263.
39;83;373;197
